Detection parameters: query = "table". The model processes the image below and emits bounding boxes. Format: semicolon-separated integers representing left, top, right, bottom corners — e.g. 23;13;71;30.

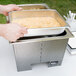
0;37;76;76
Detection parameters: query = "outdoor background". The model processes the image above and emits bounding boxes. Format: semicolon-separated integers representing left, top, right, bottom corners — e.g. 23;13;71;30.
0;0;76;23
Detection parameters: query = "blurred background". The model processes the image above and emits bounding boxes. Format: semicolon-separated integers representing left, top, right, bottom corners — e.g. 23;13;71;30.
0;0;76;24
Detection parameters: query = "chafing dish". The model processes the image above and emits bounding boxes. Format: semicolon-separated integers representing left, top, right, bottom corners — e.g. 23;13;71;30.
7;4;73;72
11;28;73;71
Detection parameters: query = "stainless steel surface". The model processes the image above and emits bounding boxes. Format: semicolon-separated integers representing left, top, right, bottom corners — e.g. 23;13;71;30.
12;28;73;71
17;3;50;10
41;39;68;64
13;39;68;71
13;42;41;71
8;9;69;36
12;28;73;44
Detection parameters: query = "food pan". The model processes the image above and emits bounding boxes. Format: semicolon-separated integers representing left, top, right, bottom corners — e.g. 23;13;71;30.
17;3;50;10
6;4;49;22
8;9;69;37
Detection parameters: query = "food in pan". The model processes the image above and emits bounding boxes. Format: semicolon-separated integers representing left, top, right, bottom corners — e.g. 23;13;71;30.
11;17;61;28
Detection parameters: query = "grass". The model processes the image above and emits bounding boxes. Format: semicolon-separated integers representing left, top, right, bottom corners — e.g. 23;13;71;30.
0;0;76;23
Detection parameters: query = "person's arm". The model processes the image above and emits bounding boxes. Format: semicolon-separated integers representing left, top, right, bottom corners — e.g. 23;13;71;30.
0;4;22;16
0;24;4;36
0;23;27;42
0;4;27;42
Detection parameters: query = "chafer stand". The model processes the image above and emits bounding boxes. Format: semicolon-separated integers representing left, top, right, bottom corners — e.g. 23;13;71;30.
11;28;73;71
64;11;76;54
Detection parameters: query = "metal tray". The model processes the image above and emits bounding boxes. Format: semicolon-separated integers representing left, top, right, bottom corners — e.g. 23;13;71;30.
17;3;50;10
7;5;69;37
6;4;49;22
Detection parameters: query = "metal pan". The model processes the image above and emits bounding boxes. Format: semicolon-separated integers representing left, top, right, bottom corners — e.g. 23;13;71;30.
17;3;50;10
6;3;49;22
7;5;69;37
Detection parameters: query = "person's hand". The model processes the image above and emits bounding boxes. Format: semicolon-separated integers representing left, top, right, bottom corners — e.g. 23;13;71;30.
0;23;27;42
0;4;22;16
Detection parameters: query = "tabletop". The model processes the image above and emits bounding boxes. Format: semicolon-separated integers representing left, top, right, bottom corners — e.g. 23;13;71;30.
0;37;76;76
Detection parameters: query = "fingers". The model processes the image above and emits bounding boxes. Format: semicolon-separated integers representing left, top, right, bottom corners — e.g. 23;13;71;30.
16;32;24;38
20;33;24;37
5;23;28;42
9;4;22;11
18;27;28;38
0;4;22;16
20;27;28;34
2;12;8;16
3;4;22;16
15;26;28;40
10;33;24;42
12;6;22;11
